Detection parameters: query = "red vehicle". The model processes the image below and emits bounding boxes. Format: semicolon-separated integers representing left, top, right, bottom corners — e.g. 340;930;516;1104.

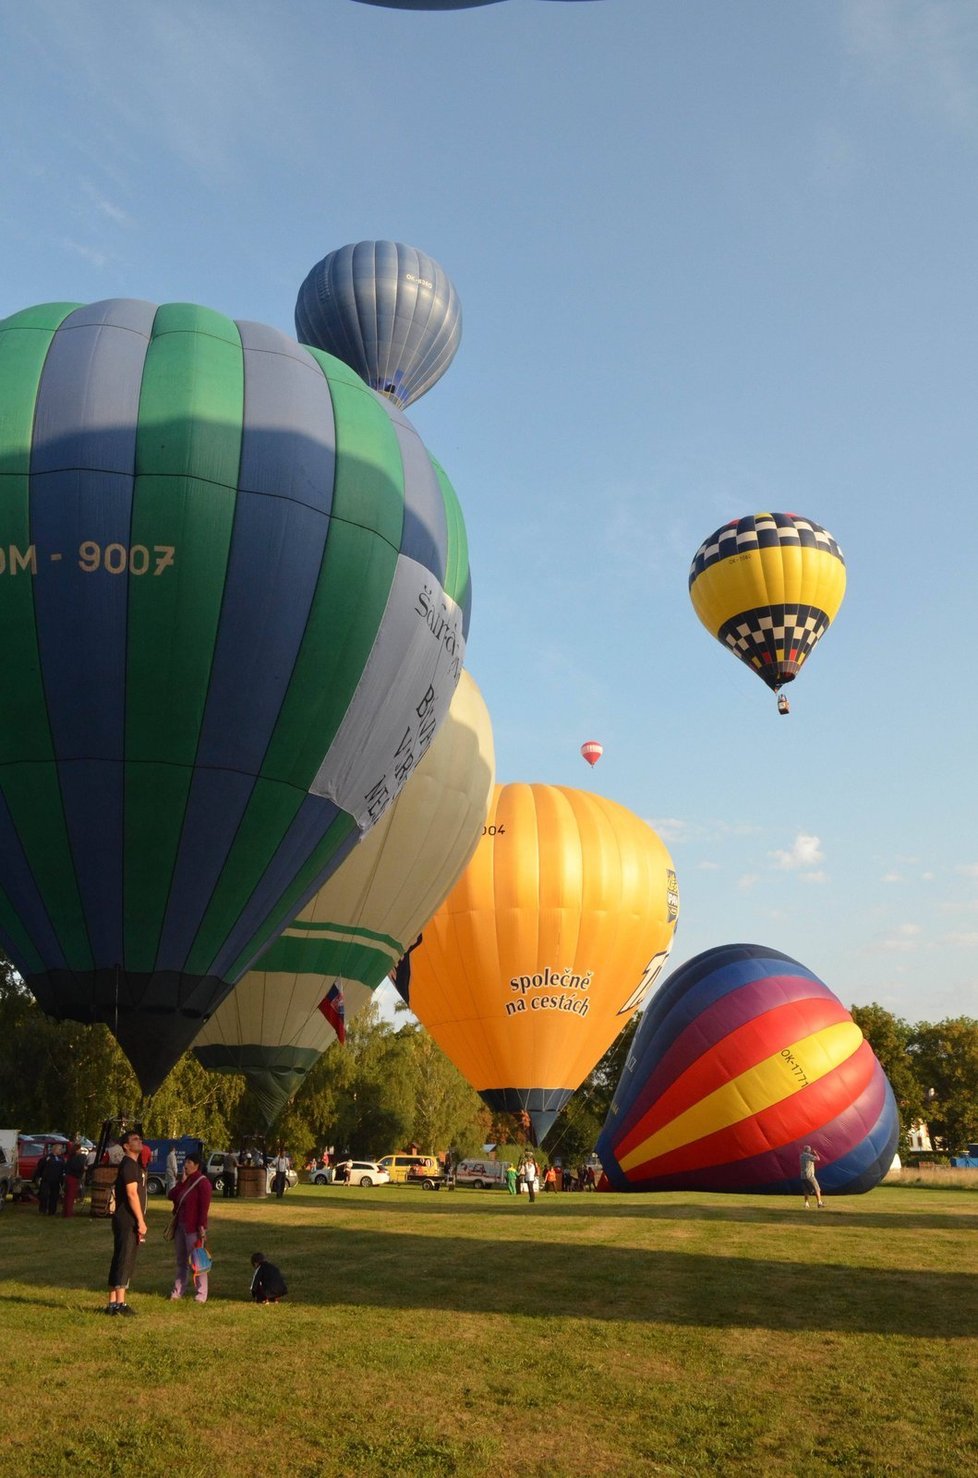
16;1134;70;1184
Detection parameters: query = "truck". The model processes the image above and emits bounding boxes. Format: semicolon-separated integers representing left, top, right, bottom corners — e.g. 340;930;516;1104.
377;1153;445;1189
143;1137;205;1197
453;1157;512;1189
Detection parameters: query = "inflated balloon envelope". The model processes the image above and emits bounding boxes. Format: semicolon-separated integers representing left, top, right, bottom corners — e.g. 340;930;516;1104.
0;299;470;1092
596;944;899;1196
688;513;846;706
406;783;680;1143
350;2;600;10
193;670;495;1125
295;242;461;411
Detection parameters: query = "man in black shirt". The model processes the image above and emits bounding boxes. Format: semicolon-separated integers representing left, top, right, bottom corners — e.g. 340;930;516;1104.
36;1144;66;1215
104;1130;148;1316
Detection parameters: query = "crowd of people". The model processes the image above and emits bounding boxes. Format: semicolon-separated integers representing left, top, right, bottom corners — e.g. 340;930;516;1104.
32;1140;94;1217
21;1128;836;1317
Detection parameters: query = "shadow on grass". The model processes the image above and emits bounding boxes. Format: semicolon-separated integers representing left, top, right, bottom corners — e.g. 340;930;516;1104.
2;1208;975;1338
293;1187;978;1234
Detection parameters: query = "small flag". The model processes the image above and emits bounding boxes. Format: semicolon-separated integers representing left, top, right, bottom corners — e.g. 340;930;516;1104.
319;983;346;1045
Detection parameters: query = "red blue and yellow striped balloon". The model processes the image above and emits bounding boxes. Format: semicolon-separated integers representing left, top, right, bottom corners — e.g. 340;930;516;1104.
597;944;898;1196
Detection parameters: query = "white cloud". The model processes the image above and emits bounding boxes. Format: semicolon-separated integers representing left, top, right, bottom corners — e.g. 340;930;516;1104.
881;923;922;952
770;833;825;872
881;871;902;884
650;817;690;845
843;0;978;136
738;873;760;892
957;863;978;879
62;239;107;268
943;931;978;949
81;180;135;229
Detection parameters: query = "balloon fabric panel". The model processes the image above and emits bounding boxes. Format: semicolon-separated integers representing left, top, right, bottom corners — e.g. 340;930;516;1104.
408;783;680;1140
597;944;898;1195
614;995;856;1162
0;299;469;1091
194;671;494;1118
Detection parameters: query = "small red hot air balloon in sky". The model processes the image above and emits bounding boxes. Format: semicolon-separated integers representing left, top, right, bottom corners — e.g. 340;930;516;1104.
580;741;603;768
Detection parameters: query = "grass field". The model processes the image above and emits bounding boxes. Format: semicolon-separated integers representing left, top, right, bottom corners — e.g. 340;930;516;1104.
1;1183;976;1477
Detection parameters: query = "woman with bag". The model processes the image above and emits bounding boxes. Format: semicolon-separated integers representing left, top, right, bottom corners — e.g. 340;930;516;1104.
167;1150;212;1303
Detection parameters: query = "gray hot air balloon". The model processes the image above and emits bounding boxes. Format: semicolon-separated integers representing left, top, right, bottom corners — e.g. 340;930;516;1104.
295;242;461;409
351;2;598;9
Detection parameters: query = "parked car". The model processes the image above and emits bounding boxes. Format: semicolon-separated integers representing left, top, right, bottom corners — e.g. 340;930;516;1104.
16;1134;70;1185
331;1159;390;1187
377;1154;444;1189
454;1158;512;1189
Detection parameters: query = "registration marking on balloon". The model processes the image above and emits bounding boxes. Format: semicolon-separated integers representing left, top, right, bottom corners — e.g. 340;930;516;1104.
0;543;177;575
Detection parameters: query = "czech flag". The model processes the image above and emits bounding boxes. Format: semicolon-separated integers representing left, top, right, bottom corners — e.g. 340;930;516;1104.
318;983;346;1045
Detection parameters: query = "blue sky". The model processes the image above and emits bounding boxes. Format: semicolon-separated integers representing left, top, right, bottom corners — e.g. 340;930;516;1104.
2;0;976;1027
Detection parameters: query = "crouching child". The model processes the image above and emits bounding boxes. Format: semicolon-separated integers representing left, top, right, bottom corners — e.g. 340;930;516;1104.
250;1251;287;1304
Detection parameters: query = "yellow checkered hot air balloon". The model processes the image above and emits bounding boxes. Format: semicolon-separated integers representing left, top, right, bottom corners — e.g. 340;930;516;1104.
688;513;846;714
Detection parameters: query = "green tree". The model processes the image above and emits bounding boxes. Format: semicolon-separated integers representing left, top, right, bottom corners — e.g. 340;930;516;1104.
397;1025;487;1156
909;1018;978;1154
542;1017;639;1168
0;962;244;1147
272;1004;414;1159
850;1003;926;1147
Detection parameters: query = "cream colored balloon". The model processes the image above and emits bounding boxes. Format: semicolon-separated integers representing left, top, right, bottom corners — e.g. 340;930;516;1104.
193;670;495;1122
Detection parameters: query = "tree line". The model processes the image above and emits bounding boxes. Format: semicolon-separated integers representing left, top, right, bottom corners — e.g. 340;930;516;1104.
1;962;976;1162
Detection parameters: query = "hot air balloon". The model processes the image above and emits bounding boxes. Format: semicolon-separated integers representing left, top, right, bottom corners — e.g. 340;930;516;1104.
295;243;461;409
688;513;846;713
596;944;899;1196
193;671;494;1124
351;1;598;9
580;740;603;768
405;784;680;1142
0;299;470;1093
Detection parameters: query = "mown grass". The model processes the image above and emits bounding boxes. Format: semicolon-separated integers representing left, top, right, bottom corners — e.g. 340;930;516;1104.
1;1184;976;1477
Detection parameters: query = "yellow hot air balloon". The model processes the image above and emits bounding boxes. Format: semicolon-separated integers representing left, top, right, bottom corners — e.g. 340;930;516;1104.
688;513;846;713
193;671;494;1123
404;783;680;1142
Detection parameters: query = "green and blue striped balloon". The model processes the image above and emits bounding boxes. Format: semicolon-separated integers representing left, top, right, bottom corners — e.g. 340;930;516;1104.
0;299;470;1091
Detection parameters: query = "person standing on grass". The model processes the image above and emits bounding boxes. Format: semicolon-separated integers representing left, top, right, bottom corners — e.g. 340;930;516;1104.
165;1144;179;1195
800;1144;824;1209
168;1150;212;1303
272;1147;290;1199
63;1144;87;1217
522;1153;539;1203
37;1144;66;1215
105;1130;147;1316
505;1162;517;1195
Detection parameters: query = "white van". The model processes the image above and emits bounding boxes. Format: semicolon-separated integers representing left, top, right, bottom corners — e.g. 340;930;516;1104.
0;1131;18;1205
454;1158;511;1189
